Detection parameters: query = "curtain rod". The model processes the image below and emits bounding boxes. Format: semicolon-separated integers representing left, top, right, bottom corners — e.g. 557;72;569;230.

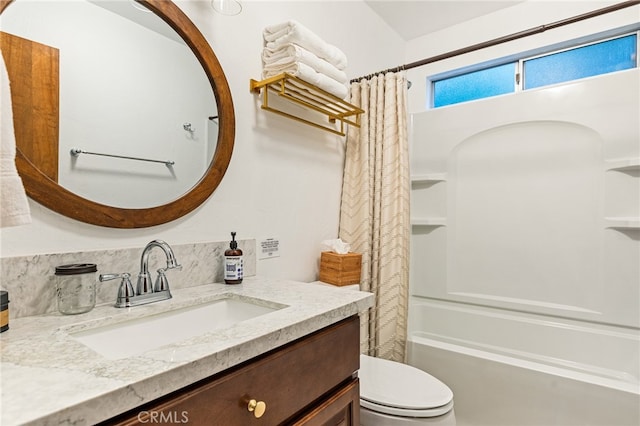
351;0;640;83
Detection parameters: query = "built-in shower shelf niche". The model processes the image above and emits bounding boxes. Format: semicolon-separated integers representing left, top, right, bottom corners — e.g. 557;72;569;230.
605;157;640;172
411;217;447;227
604;217;640;229
411;173;447;183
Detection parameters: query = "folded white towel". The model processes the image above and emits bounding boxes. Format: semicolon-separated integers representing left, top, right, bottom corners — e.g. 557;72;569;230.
262;44;348;84
1;54;32;228
263;62;348;99
263;20;348;70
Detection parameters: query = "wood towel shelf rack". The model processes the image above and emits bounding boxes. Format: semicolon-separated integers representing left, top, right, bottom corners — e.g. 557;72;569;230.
250;73;364;136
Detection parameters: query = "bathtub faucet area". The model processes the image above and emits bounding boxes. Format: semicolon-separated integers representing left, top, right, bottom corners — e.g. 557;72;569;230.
99;240;182;308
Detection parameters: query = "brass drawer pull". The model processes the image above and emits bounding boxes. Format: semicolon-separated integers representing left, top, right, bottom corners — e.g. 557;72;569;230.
247;399;266;418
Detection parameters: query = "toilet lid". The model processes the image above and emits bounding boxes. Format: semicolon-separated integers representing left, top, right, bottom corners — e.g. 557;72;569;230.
359;355;453;411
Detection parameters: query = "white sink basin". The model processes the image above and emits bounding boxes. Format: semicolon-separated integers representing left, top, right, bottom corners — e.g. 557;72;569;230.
71;297;282;359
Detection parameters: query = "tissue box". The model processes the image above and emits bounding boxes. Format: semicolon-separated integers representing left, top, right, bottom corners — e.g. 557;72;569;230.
319;251;362;286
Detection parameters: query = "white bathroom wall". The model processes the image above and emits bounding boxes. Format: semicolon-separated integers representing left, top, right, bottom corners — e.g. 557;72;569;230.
0;1;405;282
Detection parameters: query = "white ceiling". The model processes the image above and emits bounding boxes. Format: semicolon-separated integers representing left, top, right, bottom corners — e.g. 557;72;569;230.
364;0;525;40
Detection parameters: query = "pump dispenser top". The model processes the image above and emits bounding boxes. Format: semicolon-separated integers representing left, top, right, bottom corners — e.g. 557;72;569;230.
224;232;243;284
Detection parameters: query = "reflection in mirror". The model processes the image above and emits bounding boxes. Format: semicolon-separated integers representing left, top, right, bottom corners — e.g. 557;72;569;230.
0;0;235;228
2;0;218;208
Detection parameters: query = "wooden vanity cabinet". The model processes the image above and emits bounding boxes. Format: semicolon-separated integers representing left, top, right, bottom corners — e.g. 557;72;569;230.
106;315;360;426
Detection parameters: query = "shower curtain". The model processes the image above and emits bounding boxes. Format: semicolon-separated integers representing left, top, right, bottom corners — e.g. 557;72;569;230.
339;72;410;362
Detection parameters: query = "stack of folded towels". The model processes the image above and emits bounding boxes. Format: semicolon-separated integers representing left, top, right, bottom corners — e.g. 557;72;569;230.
262;20;349;99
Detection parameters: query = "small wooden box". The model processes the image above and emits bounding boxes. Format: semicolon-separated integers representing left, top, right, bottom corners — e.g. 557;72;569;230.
319;251;362;286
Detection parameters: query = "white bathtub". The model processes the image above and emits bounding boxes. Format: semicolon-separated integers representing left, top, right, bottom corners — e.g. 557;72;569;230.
406;300;640;426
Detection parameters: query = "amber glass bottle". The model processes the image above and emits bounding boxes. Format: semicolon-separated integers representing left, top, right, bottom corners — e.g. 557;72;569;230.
224;232;243;284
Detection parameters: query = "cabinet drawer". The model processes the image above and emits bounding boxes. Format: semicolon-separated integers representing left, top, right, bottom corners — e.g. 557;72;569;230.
111;316;360;425
291;378;360;426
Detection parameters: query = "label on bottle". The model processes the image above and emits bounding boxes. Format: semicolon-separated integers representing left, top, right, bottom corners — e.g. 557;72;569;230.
224;256;244;281
0;308;8;332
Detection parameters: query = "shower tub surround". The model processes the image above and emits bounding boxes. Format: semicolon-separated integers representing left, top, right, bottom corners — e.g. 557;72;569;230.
0;275;373;425
408;70;640;424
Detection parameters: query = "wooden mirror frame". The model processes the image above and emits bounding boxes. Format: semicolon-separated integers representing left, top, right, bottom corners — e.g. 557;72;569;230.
0;0;235;228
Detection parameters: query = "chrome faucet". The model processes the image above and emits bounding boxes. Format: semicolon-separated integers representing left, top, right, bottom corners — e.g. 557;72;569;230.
100;240;181;308
137;239;182;295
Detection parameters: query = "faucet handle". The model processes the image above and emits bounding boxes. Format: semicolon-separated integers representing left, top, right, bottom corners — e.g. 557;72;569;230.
99;273;128;282
116;273;135;300
154;268;170;292
100;273;136;307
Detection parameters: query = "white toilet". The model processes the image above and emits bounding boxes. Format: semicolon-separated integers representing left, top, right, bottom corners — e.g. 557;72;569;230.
310;281;455;425
358;354;456;425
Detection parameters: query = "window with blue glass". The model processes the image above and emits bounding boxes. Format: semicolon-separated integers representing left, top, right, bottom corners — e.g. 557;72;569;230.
523;34;637;89
433;63;515;108
431;32;638;108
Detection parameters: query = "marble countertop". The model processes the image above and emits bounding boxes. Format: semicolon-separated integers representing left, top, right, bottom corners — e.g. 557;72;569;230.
0;277;373;425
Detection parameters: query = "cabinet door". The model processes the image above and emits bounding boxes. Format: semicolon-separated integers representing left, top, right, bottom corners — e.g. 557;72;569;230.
107;316;359;426
291;378;360;426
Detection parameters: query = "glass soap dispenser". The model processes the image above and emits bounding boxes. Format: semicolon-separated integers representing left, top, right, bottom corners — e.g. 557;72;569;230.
55;263;97;314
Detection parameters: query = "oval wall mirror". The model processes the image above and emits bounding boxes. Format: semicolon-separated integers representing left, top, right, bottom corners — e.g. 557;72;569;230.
0;0;235;228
